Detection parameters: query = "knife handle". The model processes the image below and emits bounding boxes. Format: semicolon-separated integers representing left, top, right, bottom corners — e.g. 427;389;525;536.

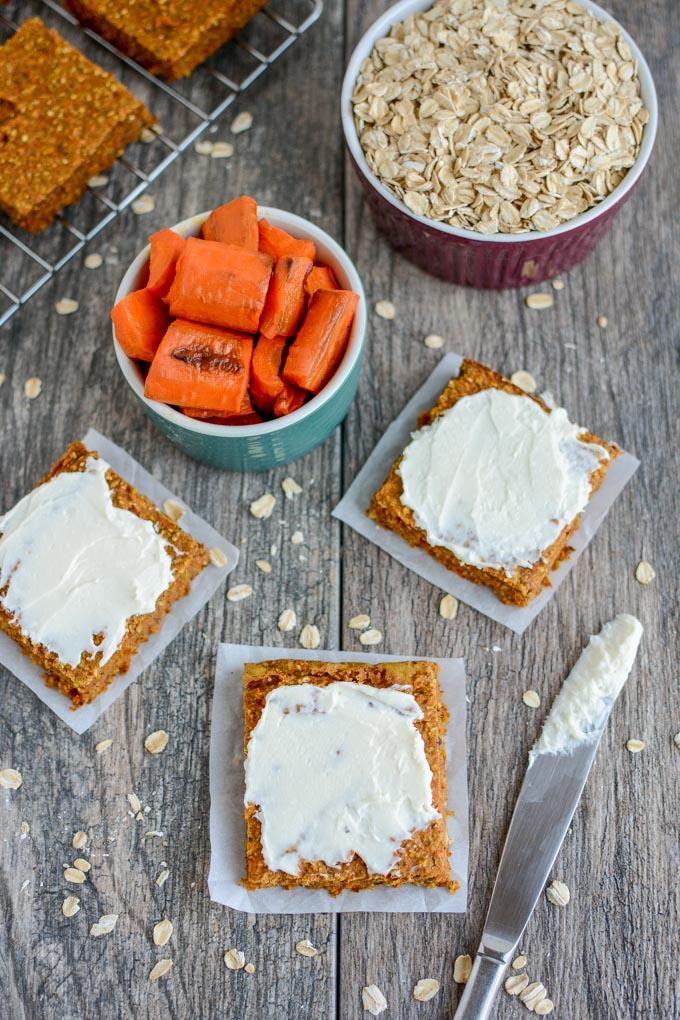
452;952;507;1020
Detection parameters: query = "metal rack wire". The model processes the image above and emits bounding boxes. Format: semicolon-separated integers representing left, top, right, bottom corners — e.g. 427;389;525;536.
0;0;323;327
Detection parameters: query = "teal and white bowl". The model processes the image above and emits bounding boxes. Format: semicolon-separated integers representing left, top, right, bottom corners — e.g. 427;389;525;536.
113;207;367;471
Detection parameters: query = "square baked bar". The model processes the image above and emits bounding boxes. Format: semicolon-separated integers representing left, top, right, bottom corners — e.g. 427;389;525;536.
368;359;619;607
0;442;209;706
66;0;269;81
242;658;457;895
0;18;153;232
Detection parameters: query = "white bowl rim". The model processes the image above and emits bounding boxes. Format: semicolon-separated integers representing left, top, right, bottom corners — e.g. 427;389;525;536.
341;0;658;246
113;206;367;437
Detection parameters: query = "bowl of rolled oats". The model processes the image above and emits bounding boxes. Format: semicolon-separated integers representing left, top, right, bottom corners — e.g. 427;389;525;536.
343;0;657;287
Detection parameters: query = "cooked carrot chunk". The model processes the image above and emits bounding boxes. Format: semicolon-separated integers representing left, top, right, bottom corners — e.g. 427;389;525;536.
250;334;286;411
147;228;185;298
166;237;273;333
283;289;358;393
182;407;264;425
145;319;253;413
259;255;312;339
305;264;339;298
258;218;316;262
273;380;307;417
111;288;169;362
202;195;259;250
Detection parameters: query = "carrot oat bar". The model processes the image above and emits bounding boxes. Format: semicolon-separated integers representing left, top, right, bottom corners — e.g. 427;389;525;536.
66;0;269;81
242;658;457;895
0;18;153;232
368;359;618;607
0;442;209;707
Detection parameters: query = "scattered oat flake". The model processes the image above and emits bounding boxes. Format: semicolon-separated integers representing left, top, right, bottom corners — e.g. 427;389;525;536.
228;584;253;602
88;174;108;188
149;959;173;981
19;878;29;893
24;377;42;399
551;279;565;291
72;830;87;850
523;690;541;709
224;948;245;970
413;977;440;1002
375;299;395;320
153;919;173;947
626;738;645;753
64;867;86;884
90;914;118;938
163;498;185;523
256;559;272;573
674;732;680;750
209;546;229;568
511;370;537;393
282;476;302;498
597;314;609;328
95;739;112;754
145;729;169;754
73;858;90;872
299;624;320;649
0;373;5;386
194;139;214;155
84;253;103;269
231;111;253;134
520;982;548;1010
278;608;297;632
244;963;256;974
0;768;22;790
290;530;304;546
132;194;155;215
439;594;458;620
349;613;370;630
144;830;164;839
156;869;170;887
635;560;655;585
505;973;529;996
62;895;80;917
512;955;528;970
362;984;387;1015
535;999;555;1015
454;954;472;984
360;628;383;646
139;126;156;144
127;792;142;815
20;821;30;834
295;939;318;958
424;334;444;349
250;493;276;519
526;293;554;310
546;878;570;907
212;141;235;159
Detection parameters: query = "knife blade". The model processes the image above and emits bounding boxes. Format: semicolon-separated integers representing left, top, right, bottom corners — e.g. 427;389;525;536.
453;615;643;1019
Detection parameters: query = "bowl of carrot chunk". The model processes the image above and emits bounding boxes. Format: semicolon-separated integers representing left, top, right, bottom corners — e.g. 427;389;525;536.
112;195;366;471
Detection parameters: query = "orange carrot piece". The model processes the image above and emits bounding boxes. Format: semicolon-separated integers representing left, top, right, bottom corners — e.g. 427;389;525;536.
273;380;307;417
259;255;312;339
111;288;169;362
182;390;254;419
147;228;185;298
305;265;339;298
283;289;358;393
145;319;253;413
258;218;316;262
182;408;264;425
250;334;286;411
167;237;273;333
202;195;259;250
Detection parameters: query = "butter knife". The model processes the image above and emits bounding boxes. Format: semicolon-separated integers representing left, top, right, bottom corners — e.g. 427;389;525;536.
453;614;643;1019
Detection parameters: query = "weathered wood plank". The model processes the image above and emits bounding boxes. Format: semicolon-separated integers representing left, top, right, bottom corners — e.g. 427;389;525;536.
339;0;679;1017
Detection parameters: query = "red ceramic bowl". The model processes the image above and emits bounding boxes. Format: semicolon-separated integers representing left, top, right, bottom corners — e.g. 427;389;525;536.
341;0;658;289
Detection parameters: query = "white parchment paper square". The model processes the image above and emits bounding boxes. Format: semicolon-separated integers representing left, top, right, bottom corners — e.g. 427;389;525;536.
333;353;639;634
0;428;238;733
208;644;468;914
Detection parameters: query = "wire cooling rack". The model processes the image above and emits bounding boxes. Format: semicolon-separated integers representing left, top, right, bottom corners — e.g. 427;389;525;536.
0;0;323;327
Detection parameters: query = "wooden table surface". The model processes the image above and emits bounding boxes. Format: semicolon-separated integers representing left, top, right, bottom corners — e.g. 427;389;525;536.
0;1;677;1018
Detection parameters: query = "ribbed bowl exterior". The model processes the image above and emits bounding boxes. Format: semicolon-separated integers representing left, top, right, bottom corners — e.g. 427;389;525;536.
351;153;637;289
135;355;363;472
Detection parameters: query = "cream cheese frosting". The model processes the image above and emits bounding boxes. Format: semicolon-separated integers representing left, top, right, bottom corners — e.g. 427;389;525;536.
398;387;609;574
243;680;440;876
532;614;643;758
0;456;173;667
